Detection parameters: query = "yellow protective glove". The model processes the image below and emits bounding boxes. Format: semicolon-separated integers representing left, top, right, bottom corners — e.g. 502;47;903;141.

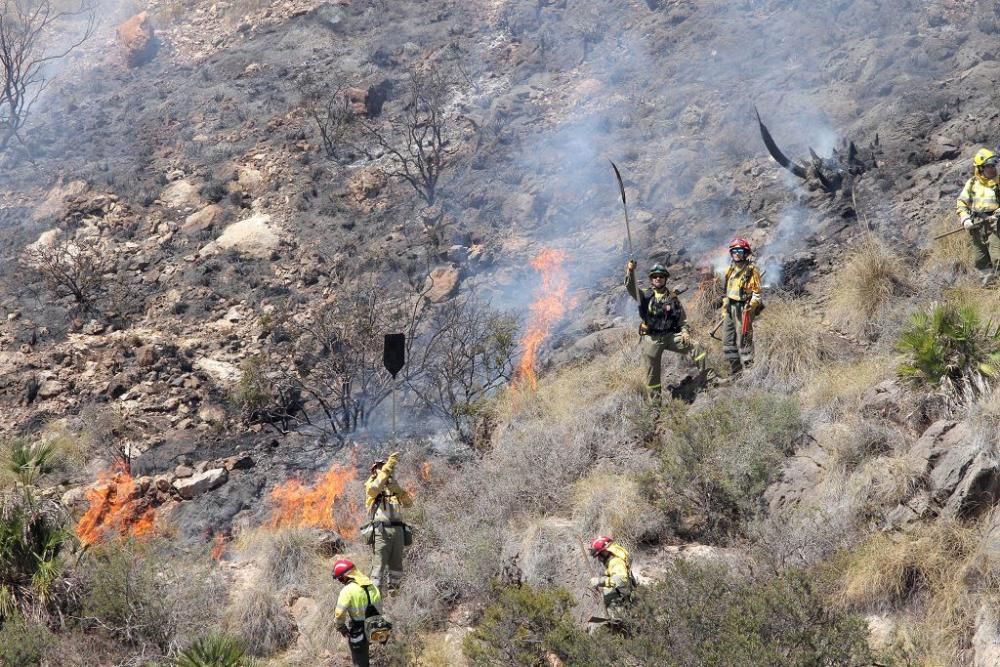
679;329;691;346
626;259;636;273
384;451;400;473
589;576;604;589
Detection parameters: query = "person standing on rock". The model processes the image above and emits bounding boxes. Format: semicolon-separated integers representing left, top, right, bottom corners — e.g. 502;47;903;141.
588;535;636;622
957;148;1000;285
625;259;706;401
365;451;412;591
715;238;763;376
333;558;383;667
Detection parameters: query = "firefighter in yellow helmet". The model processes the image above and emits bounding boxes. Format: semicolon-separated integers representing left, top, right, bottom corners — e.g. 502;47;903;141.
364;451;412;591
588;535;636;622
625;259;707;401
333;559;384;667
957;147;1000;285
715;238;763;375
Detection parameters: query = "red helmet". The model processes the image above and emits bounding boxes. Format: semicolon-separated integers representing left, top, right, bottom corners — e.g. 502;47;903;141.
332;559;355;579
590;536;613;555
729;237;752;253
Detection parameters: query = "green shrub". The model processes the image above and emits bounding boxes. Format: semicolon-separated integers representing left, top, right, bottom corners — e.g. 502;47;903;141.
897;302;1000;391
463;584;585;666
619;562;876;666
77;539;173;649
0;480;73;620
0;612;53;666
175;634;255;667
654;390;802;540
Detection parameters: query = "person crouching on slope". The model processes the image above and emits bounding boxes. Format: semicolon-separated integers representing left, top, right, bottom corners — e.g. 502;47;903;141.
589;535;636;622
365;451;412;592
333;559;382;667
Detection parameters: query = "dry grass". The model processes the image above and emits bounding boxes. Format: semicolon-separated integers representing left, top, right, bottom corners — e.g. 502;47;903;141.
225;585;297;657
926;211;979;278
746;298;840;390
833;518;1000;664
800;354;895;412
827;238;914;340
570;468;662;546
235;527;325;591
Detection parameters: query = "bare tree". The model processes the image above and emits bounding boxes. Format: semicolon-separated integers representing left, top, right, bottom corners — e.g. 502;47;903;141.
0;0;95;151
406;297;518;442
356;67;456;206
304;85;355;160
243;285;426;442
19;236;112;312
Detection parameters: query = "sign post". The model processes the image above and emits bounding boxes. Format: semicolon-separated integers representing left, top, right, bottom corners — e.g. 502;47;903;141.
382;333;405;438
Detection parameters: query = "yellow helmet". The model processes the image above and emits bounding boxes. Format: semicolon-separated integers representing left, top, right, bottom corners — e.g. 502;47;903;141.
974;148;998;168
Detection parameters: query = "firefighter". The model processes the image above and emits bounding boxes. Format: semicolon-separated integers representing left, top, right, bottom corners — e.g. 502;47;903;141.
957;147;1000;285
715;238;762;375
365;451;412;591
333;559;382;667
625;259;706;400
588;536;636;622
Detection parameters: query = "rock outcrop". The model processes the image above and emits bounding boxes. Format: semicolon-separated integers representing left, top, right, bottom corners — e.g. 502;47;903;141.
117;13;158;67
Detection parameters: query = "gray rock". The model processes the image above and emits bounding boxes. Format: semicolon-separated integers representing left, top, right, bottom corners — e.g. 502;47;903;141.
974;604;1000;667
37;379;66;399
173;468;228;500
174;464;194;478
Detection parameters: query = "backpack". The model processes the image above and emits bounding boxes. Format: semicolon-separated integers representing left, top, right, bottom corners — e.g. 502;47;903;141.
363;585;392;643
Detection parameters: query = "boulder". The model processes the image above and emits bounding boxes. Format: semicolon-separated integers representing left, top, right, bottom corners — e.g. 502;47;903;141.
37;379;66;399
424;266;460;303
174;464;194;478
905;420;1000;519
236;166;266;197
159;180;201;209
182;204;226;235
135;345;157;368
33;180;88;221
223;452;254;471
975;604;1000;667
117;13;158;67
200;213;280;259
198;403;227;425
928;134;960;161
173;468;228;499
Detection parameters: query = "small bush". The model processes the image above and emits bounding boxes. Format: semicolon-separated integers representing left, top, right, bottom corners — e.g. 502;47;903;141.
175;633;255;667
897;301;1000;392
463;584;583;666
833;519;994;663
225;585;296;657
238;527;321;591
828;238;912;340
570;470;662;546
747;297;839;390
653;390;802;540
0;611;53;666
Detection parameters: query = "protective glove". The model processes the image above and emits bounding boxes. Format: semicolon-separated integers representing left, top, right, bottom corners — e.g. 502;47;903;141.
337;626;349;638
679;329;691;345
750;300;763;316
963;216;975;230
712;297;725;310
626;259;636;273
589;576;605;589
385;451;400;473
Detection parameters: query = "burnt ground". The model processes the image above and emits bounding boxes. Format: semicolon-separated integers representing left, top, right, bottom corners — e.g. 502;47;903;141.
2;0;1000;534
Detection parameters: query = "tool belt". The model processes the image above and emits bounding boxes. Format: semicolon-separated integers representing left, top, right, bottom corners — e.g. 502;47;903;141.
373;521;404;528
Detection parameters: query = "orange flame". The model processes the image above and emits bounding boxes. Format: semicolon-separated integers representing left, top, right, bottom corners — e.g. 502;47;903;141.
75;465;157;546
268;464;361;538
516;248;570;389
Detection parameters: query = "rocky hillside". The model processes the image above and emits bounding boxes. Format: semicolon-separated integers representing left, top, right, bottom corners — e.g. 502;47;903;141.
4;0;1000;665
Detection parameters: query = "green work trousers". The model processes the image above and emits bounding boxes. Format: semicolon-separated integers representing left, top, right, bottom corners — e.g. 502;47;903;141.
641;331;702;398
970;223;1000;273
723;301;754;372
602;585;633;622
371;524;404;590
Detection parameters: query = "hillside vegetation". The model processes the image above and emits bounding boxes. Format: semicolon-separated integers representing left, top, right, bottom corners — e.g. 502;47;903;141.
3;0;1000;665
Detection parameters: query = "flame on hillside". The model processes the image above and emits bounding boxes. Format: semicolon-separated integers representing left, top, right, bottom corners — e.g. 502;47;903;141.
268;464;361;539
515;248;570;390
76;465;157;546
